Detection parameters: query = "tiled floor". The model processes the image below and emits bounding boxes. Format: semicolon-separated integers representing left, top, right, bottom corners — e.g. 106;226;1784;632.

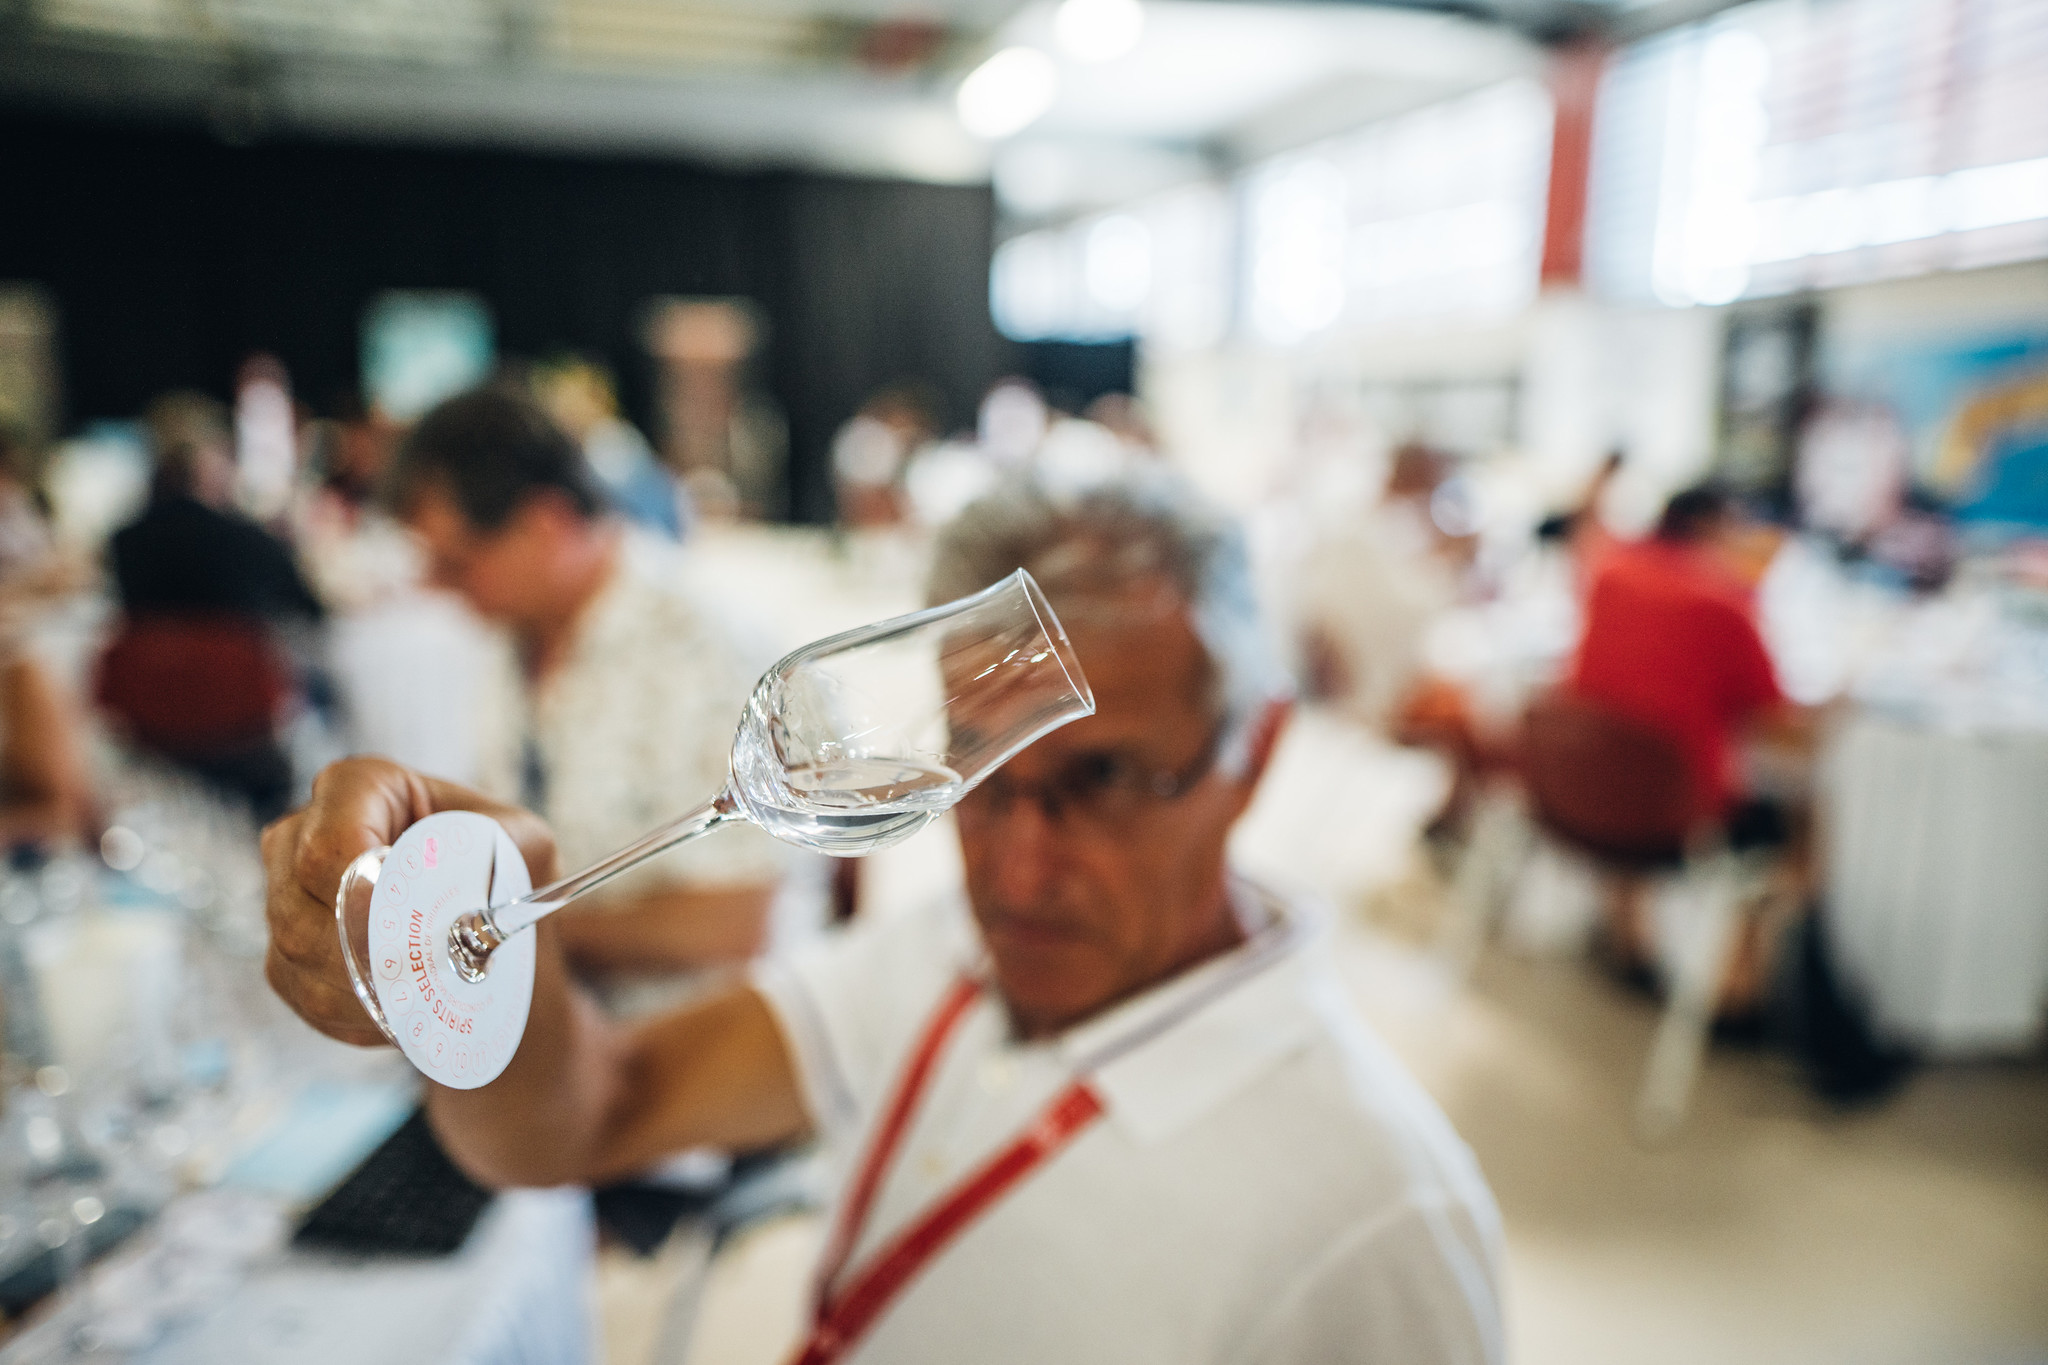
1344;931;2048;1365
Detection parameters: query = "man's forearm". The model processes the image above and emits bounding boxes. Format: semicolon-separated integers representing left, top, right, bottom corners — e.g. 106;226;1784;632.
423;924;813;1188
423;925;629;1188
555;881;778;974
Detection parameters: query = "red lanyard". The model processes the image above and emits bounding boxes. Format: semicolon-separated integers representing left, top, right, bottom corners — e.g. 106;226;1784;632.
789;976;1106;1365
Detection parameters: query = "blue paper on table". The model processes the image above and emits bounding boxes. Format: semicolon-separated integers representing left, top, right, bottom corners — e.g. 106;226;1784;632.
223;1081;417;1203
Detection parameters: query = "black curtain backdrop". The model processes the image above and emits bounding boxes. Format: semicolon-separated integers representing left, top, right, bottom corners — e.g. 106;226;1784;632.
0;111;1018;523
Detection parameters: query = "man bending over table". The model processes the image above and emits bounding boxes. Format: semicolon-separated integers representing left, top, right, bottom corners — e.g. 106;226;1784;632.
263;471;1503;1365
384;387;792;1015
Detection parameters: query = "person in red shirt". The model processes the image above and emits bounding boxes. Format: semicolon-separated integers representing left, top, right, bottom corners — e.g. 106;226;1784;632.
1570;484;1792;830
1567;485;1816;1011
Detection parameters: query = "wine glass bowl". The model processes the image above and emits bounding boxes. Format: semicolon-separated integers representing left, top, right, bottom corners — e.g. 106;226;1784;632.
336;569;1092;1075
728;568;1090;855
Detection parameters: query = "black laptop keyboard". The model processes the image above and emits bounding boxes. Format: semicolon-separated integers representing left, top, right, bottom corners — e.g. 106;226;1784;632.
292;1109;494;1256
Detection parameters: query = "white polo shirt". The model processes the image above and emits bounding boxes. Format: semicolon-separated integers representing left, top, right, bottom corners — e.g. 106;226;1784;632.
753;885;1504;1365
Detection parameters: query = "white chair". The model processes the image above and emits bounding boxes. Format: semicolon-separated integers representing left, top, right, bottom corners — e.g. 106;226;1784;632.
1516;693;1783;1142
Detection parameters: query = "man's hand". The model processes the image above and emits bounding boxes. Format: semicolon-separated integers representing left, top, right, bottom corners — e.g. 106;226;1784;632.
265;756;807;1187
261;757;559;1047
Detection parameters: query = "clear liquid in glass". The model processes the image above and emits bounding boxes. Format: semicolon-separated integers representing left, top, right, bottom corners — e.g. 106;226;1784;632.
729;699;963;855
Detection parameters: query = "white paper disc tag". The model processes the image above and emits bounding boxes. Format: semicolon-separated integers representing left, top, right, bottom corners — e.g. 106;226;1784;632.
366;812;535;1089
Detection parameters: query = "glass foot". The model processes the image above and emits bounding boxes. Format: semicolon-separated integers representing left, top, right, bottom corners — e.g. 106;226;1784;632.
332;811;537;1089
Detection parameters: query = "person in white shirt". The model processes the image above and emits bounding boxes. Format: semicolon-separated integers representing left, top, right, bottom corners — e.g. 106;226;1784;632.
381;387;790;1008
262;469;1504;1364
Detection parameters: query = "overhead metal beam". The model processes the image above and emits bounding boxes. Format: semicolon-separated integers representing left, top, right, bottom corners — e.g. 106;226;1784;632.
1195;0;1755;45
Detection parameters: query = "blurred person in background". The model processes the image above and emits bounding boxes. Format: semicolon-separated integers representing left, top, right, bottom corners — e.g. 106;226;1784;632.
1568;482;1816;1003
0;423;55;581
294;392;504;786
901;377;1046;529
1082;392;1160;455
1035;400;1145;499
0;425;93;853
382;386;790;1013
535;357;691;542
1288;441;1489;839
0;424;98;611
0;634;91;854
1300;443;1470;730
977;376;1048;464
1393;451;1629;836
111;392;326;622
1533;450;1625;592
830;381;939;529
264;469;1503;1365
312;391;400;521
97;391;325;818
296;392;415;611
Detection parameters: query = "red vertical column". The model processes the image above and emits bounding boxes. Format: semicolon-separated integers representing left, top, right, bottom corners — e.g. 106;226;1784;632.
1540;41;1609;289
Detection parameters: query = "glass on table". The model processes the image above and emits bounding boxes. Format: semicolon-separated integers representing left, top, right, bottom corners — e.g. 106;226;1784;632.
334;568;1093;1061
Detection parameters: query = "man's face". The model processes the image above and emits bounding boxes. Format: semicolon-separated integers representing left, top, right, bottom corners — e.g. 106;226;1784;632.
406;484;560;625
189;442;238;508
953;592;1266;1035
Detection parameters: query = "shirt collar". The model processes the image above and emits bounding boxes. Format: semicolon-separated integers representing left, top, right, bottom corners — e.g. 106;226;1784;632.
1026;881;1323;1148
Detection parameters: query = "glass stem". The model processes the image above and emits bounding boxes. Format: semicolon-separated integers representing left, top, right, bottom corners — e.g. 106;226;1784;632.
449;787;740;983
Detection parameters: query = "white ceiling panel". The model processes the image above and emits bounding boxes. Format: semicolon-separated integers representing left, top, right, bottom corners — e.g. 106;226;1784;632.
3;0;1543;189
1000;2;1539;145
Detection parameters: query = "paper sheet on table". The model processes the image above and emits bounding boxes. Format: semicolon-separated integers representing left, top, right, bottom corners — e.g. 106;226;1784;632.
222;1081;417;1203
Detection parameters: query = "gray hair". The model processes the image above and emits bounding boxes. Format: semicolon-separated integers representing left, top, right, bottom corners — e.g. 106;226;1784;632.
926;468;1291;773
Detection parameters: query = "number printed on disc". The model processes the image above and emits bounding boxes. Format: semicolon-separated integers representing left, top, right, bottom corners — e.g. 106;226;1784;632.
366;811;535;1089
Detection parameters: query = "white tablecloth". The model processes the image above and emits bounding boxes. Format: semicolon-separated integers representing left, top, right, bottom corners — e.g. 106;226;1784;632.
1823;713;2048;1055
1;1190;594;1365
144;1189;592;1365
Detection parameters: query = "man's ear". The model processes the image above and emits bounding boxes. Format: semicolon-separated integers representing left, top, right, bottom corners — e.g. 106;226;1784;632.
1219;697;1292;823
1237;697;1292;790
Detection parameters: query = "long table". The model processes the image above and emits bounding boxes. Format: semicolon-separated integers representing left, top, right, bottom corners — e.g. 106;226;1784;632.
1823;712;2048;1054
1;1189;593;1365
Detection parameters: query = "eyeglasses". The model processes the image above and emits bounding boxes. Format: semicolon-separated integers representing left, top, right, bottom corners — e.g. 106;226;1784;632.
955;726;1223;829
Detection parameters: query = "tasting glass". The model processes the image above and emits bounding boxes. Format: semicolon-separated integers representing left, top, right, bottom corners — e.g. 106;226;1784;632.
337;568;1091;1039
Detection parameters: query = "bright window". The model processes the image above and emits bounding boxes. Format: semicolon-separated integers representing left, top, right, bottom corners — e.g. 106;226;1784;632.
991;182;1230;348
1589;0;2048;305
1242;79;1554;343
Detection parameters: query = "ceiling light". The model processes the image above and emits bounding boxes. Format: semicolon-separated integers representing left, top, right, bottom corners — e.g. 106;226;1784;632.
957;47;1061;140
1053;0;1144;63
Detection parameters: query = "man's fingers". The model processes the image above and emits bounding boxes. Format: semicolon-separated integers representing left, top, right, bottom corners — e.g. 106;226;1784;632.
260;756;561;1052
291;758;423;902
259;758;426;1049
264;952;386;1048
293;820;380;906
260;813;337;972
261;902;367;1030
258;809;290;864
